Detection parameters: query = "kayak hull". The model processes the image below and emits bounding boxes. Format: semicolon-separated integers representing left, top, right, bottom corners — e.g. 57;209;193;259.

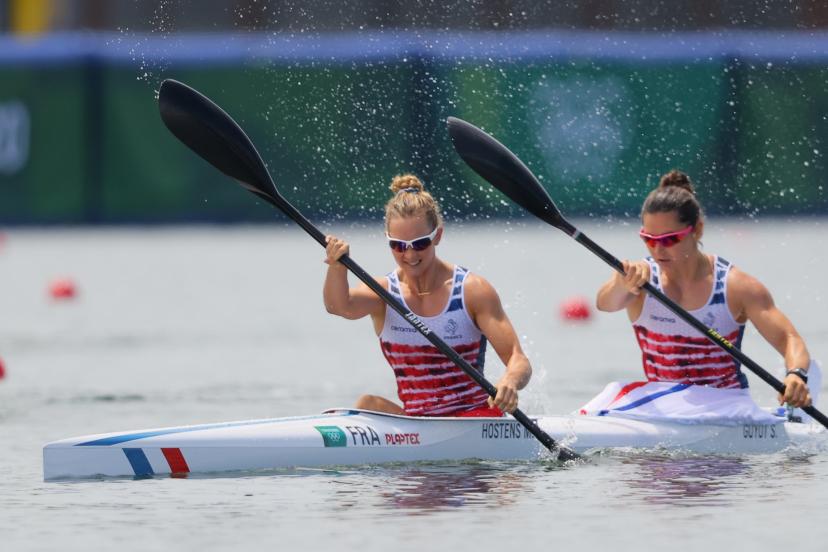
43;408;825;480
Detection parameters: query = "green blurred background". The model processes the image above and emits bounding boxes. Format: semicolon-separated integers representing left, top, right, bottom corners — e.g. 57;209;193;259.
0;1;827;223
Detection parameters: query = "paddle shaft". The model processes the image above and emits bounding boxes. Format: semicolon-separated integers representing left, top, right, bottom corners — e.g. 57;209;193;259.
558;220;828;428
257;179;577;459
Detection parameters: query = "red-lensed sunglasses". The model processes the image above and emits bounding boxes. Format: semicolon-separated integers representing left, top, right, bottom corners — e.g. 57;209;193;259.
386;226;440;252
639;225;694;248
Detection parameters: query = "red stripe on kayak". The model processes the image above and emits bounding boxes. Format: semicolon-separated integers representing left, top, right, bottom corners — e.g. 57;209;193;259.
609;381;649;406
161;448;190;474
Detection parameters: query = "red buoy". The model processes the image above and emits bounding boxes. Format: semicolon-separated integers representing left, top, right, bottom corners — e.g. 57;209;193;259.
0;356;5;380
49;278;78;300
560;296;592;322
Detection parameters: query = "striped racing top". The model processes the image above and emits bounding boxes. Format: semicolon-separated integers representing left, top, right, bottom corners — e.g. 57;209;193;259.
632;255;748;389
379;265;490;415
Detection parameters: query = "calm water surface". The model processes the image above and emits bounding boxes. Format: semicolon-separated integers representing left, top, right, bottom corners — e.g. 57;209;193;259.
1;220;826;551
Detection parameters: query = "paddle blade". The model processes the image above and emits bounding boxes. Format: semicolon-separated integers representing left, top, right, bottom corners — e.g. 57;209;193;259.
158;79;280;205
447;117;568;230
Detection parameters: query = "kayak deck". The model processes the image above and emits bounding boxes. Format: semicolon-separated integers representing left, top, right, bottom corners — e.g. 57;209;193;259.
43;408;826;480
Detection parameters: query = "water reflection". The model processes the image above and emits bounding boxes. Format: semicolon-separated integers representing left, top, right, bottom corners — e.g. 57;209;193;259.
617;453;749;506
331;462;532;514
749;453;820;487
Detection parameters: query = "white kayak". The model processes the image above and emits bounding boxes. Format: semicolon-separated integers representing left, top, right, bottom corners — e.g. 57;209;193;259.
43;407;826;480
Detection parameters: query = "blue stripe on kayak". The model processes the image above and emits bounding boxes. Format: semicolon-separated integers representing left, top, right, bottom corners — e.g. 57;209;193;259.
76;412;358;446
598;383;689;416
123;448;154;476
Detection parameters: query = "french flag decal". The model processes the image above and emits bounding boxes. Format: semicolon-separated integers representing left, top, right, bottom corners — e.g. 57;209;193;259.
122;448;190;477
162;448;190;475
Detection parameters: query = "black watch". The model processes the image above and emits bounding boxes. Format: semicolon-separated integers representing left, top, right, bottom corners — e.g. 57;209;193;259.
786;368;808;384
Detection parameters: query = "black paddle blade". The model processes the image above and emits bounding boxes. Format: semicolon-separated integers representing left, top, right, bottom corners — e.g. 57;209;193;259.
158;79;281;206
447;116;568;230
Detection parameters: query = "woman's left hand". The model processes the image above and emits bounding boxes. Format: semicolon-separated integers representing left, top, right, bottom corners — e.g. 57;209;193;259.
779;373;812;408
489;375;520;413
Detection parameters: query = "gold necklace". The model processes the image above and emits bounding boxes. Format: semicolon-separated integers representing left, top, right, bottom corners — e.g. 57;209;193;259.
414;276;452;297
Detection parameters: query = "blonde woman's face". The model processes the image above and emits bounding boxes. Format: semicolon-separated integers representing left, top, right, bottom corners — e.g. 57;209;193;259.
386;215;442;273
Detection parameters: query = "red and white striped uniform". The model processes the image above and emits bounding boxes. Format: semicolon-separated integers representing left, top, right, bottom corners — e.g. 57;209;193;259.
632;255;748;389
380;266;491;416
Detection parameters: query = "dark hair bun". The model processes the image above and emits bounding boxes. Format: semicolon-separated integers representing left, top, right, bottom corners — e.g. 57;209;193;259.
658;170;695;195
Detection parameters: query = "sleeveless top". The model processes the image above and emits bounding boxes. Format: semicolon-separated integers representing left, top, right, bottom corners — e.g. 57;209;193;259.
632;255;748;389
379;265;490;416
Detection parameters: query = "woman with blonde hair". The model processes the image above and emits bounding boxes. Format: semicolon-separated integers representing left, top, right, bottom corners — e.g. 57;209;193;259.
323;174;532;416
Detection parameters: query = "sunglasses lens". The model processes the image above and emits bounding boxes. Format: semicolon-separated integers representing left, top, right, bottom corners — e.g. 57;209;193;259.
410;238;432;251
640;226;692;249
641;235;681;248
388;238;433;252
387;228;438;252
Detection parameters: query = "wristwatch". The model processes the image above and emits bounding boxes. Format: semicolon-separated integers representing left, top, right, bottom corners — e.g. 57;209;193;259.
786;368;808;384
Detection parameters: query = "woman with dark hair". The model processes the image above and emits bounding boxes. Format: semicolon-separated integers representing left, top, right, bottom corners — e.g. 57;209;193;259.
596;170;813;410
323;174;532;417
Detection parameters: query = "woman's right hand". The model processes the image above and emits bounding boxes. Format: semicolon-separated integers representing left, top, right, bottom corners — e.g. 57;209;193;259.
619;260;650;295
325;235;350;266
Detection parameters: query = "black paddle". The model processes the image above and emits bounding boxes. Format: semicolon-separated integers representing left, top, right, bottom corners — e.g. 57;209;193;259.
157;79;580;461
447;116;828;430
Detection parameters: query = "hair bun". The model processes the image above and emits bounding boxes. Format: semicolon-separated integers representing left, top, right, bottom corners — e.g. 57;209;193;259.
389;174;425;194
384;173;444;231
658;170;695;195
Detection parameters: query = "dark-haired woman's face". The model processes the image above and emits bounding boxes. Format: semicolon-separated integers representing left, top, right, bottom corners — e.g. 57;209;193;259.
641;211;700;266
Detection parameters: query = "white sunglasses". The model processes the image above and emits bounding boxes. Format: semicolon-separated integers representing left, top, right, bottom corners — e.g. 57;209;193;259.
386;226;440;252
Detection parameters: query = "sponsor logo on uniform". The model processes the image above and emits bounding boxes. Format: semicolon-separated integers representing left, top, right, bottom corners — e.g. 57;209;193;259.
703;312;716;328
650;314;676;324
443;318;462;340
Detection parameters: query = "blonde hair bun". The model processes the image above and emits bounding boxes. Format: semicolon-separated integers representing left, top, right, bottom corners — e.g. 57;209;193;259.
389;174;425;194
384;173;443;230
